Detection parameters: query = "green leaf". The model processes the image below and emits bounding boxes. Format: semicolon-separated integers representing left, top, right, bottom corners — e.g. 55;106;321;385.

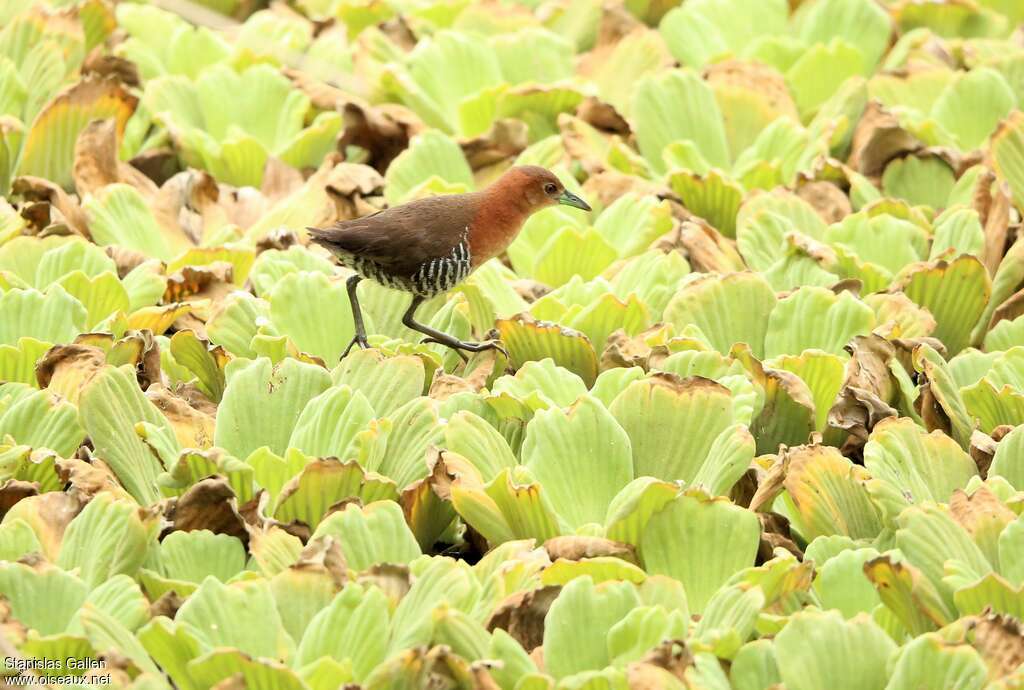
169;330;227;403
388;556;479;653
932;67;1015;150
443;410;517;481
79;603;159;675
543;576;640;679
664;272;776;358
451;465;562;545
863;417;978;504
885;633;987;690
0;286;86;346
0;561;87;635
898;256;991;356
57;492;157;589
34;239;117;288
0;518;43;562
764;287;875;359
825;212;928;276
782;445;884;541
813;547;883;618
384;129;473;204
659;0;788;69
534;226;618;287
785;40;865;118
497;316;599;386
269;271;362;363
991;110;1024;211
83;184;178;261
372;397;443;489
774;610;896;690
176;576;293;659
633;69;730;174
795;0;892;70
771;350;845;432
864;555;955;634
610;250;691;320
159;530;246;584
79;365;175;505
295;582;390;681
731;640;781;690
522;395;632;530
136;617;204;690
593;30;670;118
639;489;760;612
0;387;84;457
288;384;375;461
273;457;399;528
895;504;993;610
990;424;1024;489
930;208;985;261
311;501;420;570
881;155;956;209
215;357;332;459
609;374;743;489
331;348;426;417
913;343;976;448
667;168;743;238
18;77;136;190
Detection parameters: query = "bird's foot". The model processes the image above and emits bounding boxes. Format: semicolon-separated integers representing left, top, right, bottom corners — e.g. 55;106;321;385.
341;334;371;359
420;337;508;361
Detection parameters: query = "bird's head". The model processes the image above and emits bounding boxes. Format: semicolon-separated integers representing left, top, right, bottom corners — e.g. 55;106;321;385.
497;165;592;214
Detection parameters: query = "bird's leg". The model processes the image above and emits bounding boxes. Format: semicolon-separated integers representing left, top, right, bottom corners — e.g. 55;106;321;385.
402;296;507;361
342;274;370;358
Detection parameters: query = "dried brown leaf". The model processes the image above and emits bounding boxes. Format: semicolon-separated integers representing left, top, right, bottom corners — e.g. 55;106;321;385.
169;477;248;546
848;100;922;177
949;486;1015;537
828;335;899;444
969;612;1024;679
0;480;38;521
73;118;158;199
55;457;131;503
146;385;216;450
461;119;528;171
35;343;107;399
294;535;348;588
543;535;637;563
11;175;90;237
795;180;852;224
485;585;561;652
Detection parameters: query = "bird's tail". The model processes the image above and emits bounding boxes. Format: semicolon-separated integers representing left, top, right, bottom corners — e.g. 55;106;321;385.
306;227;353;263
306;226;345;252
306;226;332;245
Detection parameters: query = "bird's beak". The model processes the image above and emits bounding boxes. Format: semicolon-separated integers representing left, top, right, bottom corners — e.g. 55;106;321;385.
558;189;591;212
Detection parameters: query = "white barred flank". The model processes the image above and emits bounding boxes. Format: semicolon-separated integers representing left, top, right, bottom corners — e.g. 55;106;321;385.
410;237;471;296
339;235;472;297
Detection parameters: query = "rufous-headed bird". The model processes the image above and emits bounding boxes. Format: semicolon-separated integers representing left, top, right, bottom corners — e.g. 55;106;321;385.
308;165;591;358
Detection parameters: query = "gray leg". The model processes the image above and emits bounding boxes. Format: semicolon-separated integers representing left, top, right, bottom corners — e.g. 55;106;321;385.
342;274;370;358
401;296;507;362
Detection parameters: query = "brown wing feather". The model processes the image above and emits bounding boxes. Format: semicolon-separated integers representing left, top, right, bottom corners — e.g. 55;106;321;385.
308;193;483;277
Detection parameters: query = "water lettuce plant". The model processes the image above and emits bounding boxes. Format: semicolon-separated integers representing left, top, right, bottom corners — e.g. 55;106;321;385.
4;0;1024;688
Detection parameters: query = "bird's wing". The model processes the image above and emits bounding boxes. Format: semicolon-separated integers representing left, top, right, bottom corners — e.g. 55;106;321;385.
308;194;481;277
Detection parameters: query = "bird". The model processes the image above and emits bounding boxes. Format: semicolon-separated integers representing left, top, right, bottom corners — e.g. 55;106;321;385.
308;165;591;359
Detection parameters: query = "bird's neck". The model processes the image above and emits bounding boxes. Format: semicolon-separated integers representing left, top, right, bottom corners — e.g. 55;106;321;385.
468;188;534;268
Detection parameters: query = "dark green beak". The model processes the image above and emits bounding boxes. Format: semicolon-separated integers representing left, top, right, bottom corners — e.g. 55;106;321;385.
558;189;591;212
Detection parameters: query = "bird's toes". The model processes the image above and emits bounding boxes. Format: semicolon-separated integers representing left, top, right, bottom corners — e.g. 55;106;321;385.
341;335;371;359
484;340;509;359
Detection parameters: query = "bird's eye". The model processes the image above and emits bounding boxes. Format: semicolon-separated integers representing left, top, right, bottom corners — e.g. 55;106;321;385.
544;183;558;195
